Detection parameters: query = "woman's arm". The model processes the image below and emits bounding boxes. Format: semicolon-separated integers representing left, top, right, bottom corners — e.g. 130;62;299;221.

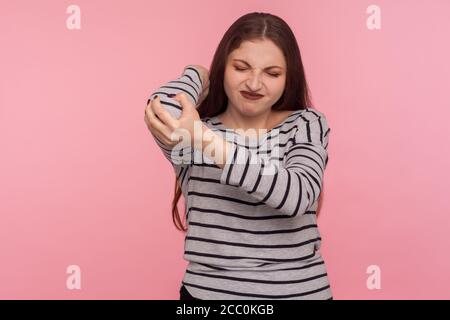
147;65;205;118
161;80;331;217
145;65;208;165
182;64;210;105
203;112;331;217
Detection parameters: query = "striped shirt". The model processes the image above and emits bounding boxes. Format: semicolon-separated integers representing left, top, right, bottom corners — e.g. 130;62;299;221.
148;66;333;300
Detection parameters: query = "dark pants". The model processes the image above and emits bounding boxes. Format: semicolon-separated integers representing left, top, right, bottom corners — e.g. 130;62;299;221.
179;285;201;300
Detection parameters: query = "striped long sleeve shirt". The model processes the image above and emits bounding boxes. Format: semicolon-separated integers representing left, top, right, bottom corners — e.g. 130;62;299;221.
147;66;333;300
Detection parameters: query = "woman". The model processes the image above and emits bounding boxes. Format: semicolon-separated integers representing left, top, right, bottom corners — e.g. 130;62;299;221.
144;12;332;300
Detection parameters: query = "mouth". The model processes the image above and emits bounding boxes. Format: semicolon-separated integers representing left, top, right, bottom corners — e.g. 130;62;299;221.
240;91;264;100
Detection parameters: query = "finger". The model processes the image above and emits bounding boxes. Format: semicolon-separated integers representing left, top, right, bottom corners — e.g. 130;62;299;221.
145;99;176;144
145;112;173;145
145;99;166;130
173;92;191;110
146;96;162;120
145;119;166;143
144;111;158;135
144;106;164;140
151;95;177;129
145;96;162;120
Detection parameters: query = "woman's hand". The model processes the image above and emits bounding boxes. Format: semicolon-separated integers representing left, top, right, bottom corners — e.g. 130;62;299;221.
184;64;209;105
144;93;202;147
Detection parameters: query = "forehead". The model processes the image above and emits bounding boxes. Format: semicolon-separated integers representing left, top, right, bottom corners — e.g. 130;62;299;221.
228;39;286;67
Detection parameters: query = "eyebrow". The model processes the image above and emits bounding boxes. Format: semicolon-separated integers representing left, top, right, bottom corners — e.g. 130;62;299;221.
232;59;284;70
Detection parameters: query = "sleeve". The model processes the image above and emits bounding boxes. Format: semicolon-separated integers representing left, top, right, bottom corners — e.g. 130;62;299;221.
146;66;204;166
219;112;331;217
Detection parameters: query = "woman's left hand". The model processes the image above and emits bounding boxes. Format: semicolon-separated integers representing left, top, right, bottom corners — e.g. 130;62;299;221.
144;93;202;147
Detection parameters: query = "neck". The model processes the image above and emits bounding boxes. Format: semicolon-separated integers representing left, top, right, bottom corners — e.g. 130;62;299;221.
220;107;273;135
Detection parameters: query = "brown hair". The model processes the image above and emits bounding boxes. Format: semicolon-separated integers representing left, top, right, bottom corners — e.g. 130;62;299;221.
172;12;321;232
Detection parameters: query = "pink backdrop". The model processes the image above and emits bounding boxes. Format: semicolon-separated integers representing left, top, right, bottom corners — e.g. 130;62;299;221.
1;0;449;299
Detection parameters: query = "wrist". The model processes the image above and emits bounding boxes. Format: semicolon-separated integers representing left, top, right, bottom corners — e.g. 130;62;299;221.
190;123;232;168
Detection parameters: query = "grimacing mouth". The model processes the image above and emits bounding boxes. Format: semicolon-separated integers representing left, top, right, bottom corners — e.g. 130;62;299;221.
240;91;264;97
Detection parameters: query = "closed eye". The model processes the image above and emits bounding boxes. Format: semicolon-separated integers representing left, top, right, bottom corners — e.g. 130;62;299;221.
234;67;280;78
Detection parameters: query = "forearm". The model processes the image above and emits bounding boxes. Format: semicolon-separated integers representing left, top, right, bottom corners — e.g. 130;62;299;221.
214;115;330;217
196;123;234;169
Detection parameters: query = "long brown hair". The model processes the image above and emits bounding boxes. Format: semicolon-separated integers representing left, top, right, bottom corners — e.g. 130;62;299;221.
172;12;322;232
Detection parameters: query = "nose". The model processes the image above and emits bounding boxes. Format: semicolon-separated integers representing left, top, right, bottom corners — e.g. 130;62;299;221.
245;70;263;92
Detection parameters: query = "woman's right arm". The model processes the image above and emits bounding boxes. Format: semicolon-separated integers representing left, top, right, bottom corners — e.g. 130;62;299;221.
145;65;208;165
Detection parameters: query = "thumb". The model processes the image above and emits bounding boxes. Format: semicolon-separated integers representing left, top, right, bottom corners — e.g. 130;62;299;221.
173;93;193;112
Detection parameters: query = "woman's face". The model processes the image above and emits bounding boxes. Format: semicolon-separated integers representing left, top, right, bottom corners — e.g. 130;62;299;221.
224;39;287;117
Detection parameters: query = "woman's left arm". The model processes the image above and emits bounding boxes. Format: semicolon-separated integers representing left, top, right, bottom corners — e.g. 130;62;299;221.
207;112;331;217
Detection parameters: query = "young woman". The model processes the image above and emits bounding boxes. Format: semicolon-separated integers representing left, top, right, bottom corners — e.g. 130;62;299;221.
144;12;332;300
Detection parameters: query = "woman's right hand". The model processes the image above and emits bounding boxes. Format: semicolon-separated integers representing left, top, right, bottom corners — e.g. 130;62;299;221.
184;65;209;105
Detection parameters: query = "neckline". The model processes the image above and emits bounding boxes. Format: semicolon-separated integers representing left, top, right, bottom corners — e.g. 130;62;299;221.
209;109;303;136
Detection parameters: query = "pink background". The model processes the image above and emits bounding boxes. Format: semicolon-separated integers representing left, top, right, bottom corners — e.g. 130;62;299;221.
1;0;449;299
